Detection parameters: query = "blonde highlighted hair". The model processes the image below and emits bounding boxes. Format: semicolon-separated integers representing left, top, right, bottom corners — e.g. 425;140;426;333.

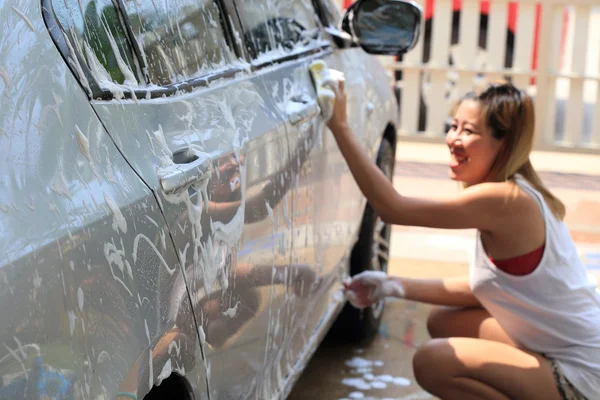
453;81;566;220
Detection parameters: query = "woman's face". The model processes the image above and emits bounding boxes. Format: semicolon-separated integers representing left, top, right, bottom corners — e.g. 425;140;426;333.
445;100;504;185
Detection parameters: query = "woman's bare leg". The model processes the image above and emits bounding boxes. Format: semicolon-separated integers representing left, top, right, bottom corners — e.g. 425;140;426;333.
413;338;561;400
427;306;519;347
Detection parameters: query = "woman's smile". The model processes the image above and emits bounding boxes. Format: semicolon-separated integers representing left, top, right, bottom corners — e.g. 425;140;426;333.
449;147;469;169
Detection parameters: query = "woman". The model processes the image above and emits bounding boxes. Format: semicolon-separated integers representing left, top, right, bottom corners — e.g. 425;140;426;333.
331;80;600;400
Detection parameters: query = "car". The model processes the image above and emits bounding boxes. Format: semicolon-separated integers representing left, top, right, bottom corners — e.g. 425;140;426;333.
0;0;421;399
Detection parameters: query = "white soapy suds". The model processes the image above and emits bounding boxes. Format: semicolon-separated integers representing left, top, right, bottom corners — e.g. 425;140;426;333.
137;293;150;306
104;192;127;234
0;66;10;96
229;176;240;192
398;392;435;399
342;356;413;392
68;311;77;336
265;201;274;222
104;241;134;296
178;243;190;269
32;269;42;288
151;125;174;169
84;42;126;99
341;378;371;391
223;301;240;318
75;125;91;162
133;234;175;275
11;6;35;32
156;358;172;386
393;377;411;386
198;325;206;344
371;381;387;389
64;36;92;97
375;374;393;382
168;340;181;357
145;319;153;389
348;392;365;399
50;166;72;199
77;287;84;311
2;343;28;379
35;92;64;130
60;268;66;296
12;337;27;361
146;215;159;227
97;351;111;364
345;357;373;369
160;229;167;251
101;21;138;87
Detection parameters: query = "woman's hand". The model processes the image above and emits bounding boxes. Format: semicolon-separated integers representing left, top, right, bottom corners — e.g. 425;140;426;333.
326;74;349;133
343;271;405;309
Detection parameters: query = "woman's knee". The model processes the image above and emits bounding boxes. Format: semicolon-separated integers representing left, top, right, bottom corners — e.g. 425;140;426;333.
412;338;454;389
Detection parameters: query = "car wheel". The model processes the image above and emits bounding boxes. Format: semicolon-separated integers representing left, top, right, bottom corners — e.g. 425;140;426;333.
328;138;395;343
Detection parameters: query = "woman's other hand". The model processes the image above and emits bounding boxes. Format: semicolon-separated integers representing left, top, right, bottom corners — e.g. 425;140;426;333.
343;271;405;309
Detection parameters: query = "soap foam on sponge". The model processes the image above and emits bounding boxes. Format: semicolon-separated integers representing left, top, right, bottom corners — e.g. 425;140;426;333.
309;60;345;122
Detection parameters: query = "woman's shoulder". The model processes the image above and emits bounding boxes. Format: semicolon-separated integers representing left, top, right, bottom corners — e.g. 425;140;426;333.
464;181;538;212
464;180;517;198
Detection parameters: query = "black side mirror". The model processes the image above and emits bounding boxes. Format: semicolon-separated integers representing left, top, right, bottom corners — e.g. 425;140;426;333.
341;0;422;56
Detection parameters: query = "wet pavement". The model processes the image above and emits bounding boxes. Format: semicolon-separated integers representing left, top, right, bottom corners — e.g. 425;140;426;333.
288;297;436;400
288;143;600;400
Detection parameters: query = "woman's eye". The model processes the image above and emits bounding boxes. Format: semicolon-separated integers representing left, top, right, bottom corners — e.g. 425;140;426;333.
450;124;458;130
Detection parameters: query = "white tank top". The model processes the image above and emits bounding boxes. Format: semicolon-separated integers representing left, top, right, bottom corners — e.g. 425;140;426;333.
470;175;600;399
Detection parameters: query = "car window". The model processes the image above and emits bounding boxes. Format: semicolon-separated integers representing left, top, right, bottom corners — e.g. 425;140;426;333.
120;0;236;86
53;0;141;87
235;0;323;59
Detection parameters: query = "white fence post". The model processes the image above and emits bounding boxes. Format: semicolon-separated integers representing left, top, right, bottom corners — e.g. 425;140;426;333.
399;0;425;137
486;0;509;82
534;3;561;149
384;0;600;154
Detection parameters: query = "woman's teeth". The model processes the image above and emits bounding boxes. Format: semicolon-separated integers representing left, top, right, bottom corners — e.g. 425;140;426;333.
450;153;467;167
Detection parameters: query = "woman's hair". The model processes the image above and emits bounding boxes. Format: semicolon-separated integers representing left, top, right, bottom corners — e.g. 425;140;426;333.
452;81;566;219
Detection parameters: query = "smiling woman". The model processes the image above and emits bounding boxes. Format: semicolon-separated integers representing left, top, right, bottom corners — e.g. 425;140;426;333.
448;83;565;220
329;79;600;400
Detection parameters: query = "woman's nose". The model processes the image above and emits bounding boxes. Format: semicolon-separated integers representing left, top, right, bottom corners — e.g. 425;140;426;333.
446;128;458;145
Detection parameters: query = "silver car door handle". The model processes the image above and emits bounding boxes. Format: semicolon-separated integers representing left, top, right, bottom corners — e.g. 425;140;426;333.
159;151;211;194
287;97;320;125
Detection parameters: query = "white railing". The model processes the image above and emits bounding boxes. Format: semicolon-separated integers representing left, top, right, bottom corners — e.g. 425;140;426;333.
339;0;600;154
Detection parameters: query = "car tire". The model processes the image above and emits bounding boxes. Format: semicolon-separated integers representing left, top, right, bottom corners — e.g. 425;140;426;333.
328;138;395;343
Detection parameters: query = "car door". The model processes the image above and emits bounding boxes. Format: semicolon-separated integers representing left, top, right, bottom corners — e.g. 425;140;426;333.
1;0;208;398
233;0;368;394
50;0;303;398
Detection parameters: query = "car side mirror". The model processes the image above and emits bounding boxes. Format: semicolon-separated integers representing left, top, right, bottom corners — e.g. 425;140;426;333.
341;0;422;56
